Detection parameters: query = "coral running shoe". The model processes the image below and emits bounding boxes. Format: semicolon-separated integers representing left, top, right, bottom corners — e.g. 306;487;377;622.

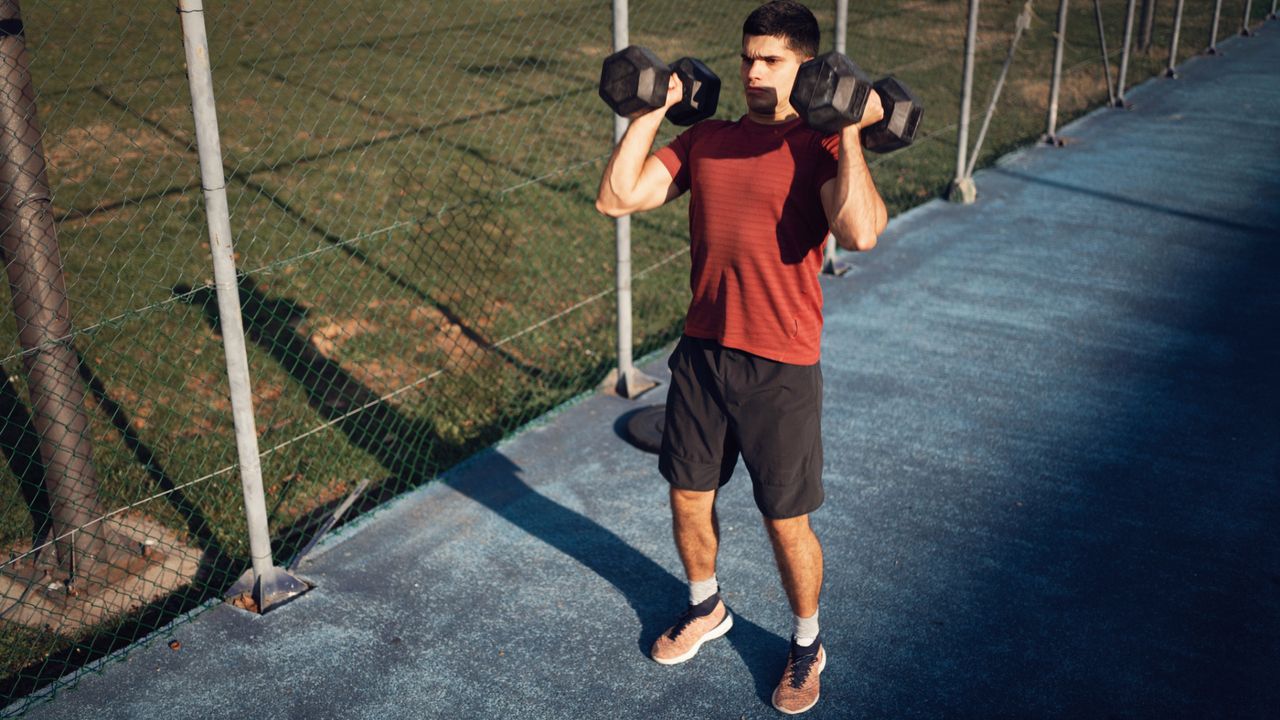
650;593;733;665
771;635;826;714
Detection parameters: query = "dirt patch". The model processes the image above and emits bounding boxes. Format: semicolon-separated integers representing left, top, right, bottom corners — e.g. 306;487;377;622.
307;317;381;357
44;122;186;191
1013;62;1110;114
0;513;201;636
227;591;259;614
187;370;230;407
293;301;501;400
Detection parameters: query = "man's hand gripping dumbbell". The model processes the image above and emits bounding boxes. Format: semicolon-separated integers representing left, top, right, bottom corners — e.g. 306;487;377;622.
790;51;923;152
598;45;721;125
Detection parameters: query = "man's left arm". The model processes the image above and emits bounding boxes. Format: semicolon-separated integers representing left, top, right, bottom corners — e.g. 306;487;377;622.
819;97;889;252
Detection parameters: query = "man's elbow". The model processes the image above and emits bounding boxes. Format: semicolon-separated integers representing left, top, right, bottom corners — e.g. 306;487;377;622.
832;225;878;252
594;196;628;218
833;206;888;251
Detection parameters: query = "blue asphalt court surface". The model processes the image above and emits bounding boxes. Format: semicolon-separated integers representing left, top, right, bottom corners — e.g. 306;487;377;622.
17;26;1280;720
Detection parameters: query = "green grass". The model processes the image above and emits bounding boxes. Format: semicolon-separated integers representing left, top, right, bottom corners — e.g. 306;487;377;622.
0;0;1260;708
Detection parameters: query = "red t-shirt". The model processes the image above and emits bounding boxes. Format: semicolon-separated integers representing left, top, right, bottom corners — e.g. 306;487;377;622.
656;116;839;365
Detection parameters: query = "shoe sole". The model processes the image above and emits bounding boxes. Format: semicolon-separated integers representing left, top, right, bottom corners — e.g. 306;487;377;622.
651;611;734;665
771;649;827;715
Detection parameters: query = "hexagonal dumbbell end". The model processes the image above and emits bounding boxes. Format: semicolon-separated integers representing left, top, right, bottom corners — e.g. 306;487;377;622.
862;76;924;153
599;45;672;119
666;57;721;126
789;51;873;135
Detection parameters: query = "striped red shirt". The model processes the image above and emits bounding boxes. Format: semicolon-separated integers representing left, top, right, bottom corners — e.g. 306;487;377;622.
656;116;839;365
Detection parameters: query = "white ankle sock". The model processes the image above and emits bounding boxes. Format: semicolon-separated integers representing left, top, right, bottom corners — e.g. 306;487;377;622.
689;575;719;605
793;609;819;646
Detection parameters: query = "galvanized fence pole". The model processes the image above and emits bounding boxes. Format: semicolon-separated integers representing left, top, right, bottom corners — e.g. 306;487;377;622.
1045;0;1071;143
1207;0;1223;54
1115;0;1138;105
1241;1;1254;35
823;0;852;267
1094;0;1118;105
950;0;980;202
177;0;305;611
966;2;1034;179
834;0;848;55
1138;0;1157;51
1270;1;1277;21
1165;0;1186;76
607;0;656;398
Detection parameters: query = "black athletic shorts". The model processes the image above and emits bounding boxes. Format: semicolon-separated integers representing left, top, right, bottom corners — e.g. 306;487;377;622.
658;335;824;519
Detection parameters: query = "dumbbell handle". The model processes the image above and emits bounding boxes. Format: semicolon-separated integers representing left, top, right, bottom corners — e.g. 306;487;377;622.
636;52;718;125
667;57;720;126
862;76;923;154
855;88;886;130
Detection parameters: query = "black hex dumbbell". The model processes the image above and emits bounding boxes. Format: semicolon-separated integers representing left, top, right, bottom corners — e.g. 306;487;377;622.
861;77;924;153
789;52;923;153
599;45;721;126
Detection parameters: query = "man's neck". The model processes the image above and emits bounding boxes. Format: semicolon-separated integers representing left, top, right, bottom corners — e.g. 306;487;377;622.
747;108;800;125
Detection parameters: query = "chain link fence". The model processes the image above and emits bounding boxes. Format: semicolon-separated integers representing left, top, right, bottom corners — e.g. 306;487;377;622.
0;0;1267;713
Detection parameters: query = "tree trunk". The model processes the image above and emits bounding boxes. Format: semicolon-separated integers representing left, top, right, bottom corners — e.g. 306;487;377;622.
0;0;142;591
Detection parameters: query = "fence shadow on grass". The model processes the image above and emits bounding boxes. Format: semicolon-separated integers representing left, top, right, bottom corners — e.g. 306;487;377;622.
176;276;467;488
75;354;226;569
89;80;558;389
0;375;52;551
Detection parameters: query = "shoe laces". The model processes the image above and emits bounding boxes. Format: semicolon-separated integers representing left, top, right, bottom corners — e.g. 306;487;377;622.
667;595;717;640
787;645;820;688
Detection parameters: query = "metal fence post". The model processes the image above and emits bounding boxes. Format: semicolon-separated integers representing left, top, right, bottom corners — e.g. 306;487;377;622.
1115;0;1138;106
1241;1;1254;35
1270;1;1277;21
949;0;980;202
608;0;657;398
1207;0;1223;54
1094;0;1118;105
966;2;1033;179
177;0;305;612
1045;0;1070;144
823;0;854;266
1165;0;1186;77
833;0;848;55
1138;0;1157;52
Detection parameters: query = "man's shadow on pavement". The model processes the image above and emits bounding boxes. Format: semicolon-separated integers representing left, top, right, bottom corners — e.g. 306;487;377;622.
445;449;790;704
177;274;787;703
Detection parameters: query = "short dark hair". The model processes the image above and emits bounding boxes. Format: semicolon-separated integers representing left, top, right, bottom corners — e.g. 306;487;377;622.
742;1;821;59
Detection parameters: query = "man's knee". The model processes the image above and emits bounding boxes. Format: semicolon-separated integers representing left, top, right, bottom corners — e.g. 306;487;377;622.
671;487;716;511
763;513;813;544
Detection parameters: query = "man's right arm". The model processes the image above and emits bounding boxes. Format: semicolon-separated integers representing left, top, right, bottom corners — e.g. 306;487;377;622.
594;75;685;218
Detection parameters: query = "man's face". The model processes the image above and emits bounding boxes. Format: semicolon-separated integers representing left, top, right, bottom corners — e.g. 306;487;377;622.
740;34;809;118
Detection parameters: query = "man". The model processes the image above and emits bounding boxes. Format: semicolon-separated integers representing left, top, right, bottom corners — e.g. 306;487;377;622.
595;1;886;714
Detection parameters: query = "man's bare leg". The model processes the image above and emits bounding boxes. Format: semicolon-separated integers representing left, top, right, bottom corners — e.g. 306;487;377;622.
670;487;719;582
650;487;732;665
766;513;826;712
763;513;822;619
